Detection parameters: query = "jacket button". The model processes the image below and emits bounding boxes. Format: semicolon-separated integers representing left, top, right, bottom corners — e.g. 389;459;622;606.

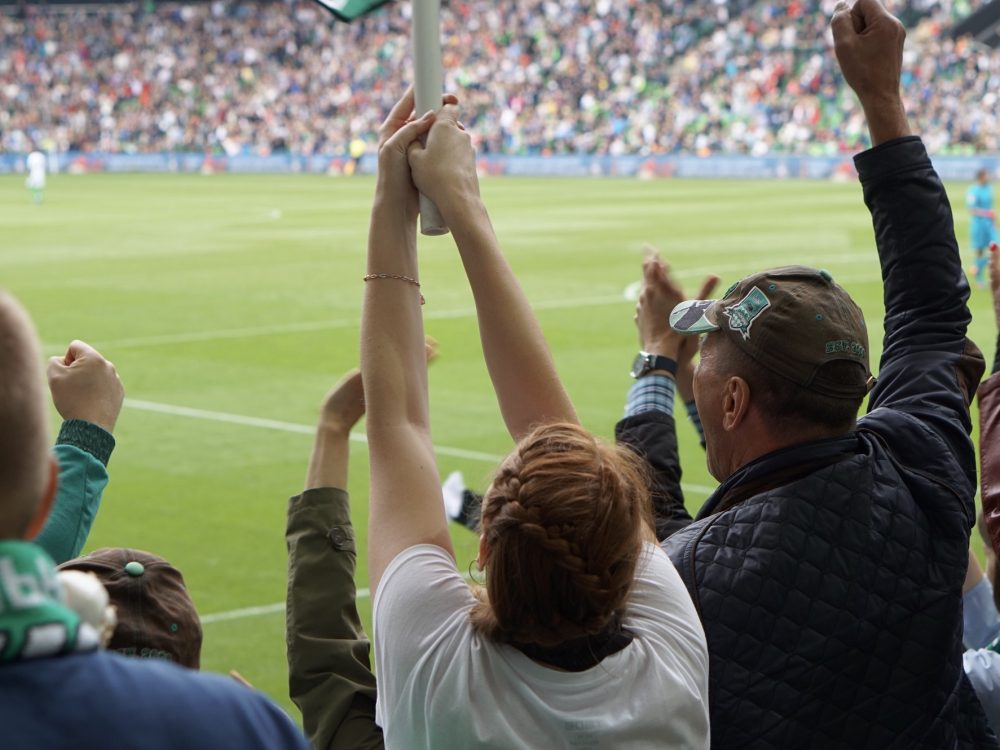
328;526;351;550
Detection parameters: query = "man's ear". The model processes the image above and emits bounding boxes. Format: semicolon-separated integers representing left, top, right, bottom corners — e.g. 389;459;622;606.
722;376;752;432
26;455;58;541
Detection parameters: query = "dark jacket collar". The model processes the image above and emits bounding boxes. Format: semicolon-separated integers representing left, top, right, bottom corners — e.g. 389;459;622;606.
697;434;860;520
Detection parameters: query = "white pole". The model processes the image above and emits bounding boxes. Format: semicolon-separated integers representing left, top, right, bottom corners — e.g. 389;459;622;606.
412;0;449;236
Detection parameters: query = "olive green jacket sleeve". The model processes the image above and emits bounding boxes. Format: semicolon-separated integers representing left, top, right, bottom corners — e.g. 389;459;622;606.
286;488;384;750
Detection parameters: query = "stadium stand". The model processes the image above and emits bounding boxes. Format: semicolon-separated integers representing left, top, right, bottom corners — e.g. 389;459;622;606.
0;0;997;156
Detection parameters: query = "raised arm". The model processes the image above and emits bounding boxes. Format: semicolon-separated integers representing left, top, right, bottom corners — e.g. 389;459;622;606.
407;106;576;441
362;90;455;595
833;0;983;460
831;0;910;149
286;370;382;750
37;341;123;563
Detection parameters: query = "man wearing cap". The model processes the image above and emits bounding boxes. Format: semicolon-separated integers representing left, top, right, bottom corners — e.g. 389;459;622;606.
0;290;310;750
618;0;993;746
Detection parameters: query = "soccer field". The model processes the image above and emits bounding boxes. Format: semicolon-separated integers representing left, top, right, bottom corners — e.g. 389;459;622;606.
1;172;994;719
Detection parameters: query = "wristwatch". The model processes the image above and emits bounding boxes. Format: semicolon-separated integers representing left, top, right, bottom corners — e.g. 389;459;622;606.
630;352;678;379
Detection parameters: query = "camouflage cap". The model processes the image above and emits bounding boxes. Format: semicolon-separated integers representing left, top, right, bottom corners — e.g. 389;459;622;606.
669;266;870;399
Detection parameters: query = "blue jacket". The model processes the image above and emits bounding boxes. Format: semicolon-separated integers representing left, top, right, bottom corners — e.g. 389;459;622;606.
622;138;990;748
0;649;309;749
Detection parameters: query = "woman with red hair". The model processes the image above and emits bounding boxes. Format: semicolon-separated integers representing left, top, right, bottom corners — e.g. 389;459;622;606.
360;89;709;749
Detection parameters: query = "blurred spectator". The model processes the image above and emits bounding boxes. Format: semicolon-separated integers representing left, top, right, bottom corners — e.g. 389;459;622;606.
980;243;1000;571
963;548;1000;734
967;170;997;287
25;148;44;203
962;245;1000;735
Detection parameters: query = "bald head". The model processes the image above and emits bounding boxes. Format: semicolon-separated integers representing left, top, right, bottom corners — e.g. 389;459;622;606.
0;292;52;539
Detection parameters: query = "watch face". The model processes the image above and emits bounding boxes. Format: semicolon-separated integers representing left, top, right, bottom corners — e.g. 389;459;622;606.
630;352;649;379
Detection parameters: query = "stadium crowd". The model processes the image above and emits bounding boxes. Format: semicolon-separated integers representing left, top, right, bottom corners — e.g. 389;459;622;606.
8;0;1000;748
1;0;999;157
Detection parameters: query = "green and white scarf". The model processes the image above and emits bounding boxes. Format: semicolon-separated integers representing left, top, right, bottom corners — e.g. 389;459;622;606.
0;541;97;663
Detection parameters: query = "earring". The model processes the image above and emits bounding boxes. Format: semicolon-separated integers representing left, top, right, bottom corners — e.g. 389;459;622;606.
467;558;485;585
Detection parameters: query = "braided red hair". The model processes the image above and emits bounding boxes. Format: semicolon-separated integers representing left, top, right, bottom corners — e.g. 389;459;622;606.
470;422;652;647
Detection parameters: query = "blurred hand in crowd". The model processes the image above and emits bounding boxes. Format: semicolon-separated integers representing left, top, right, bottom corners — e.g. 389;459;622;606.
47;340;124;433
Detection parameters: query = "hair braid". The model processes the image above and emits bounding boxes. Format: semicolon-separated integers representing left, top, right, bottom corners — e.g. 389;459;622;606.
469;422;652;648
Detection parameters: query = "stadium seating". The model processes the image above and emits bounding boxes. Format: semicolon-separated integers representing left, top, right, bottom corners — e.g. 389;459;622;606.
0;0;996;157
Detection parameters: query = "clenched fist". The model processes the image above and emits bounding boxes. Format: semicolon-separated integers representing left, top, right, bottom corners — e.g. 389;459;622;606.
47;341;124;433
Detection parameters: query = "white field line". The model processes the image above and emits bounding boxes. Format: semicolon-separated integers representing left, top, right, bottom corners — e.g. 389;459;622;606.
44;253;879;354
200;589;371;625
201;601;288;625
127;397;717;626
124;398;717;494
123;399;503;463
203;572;483;625
87;319;357;350
51;294;622;353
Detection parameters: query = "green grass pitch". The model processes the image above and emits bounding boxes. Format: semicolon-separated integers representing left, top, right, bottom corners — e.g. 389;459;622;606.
0;172;994;720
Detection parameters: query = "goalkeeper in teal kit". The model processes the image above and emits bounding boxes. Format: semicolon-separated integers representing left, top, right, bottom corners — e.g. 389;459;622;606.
968;168;997;287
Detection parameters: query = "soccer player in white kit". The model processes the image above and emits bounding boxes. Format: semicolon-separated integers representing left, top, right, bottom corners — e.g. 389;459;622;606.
25;151;46;205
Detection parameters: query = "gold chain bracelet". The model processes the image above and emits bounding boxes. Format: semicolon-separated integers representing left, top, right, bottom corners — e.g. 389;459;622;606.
363;273;425;305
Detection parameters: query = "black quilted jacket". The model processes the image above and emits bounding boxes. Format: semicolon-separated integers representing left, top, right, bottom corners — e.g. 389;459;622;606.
619;137;992;748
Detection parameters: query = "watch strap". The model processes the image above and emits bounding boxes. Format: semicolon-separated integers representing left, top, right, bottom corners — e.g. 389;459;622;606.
632;352;678;379
645;355;678;376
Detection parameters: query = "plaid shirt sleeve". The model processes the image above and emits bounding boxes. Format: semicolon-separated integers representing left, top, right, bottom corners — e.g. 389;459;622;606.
624;374;676;418
685;399;706;449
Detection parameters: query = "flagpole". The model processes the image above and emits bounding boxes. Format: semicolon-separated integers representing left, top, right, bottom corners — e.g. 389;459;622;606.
412;0;449;236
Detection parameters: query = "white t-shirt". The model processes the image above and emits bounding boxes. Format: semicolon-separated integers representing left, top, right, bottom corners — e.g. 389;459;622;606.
373;542;710;750
26;151;46;189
